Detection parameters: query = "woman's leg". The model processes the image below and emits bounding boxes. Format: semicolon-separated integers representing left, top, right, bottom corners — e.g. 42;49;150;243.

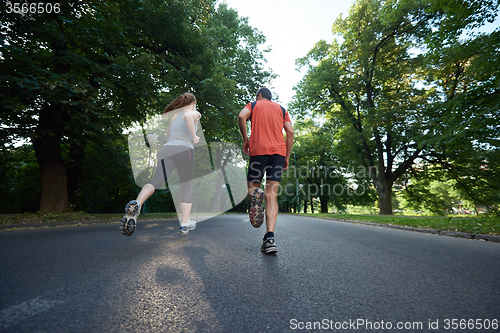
144;145;177;205
175;149;195;226
136;183;155;204
180;202;192;226
138;158;174;206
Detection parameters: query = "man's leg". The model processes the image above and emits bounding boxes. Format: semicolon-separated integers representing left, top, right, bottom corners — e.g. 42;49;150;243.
264;180;280;233
260;180;279;254
247;181;261;198
248;180;265;228
260;155;284;254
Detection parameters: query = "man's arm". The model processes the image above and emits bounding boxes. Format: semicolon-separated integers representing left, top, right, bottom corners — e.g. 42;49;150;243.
238;107;251;156
284;121;294;170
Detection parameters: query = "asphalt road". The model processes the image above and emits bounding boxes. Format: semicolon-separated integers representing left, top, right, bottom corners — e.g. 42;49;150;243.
1;214;499;333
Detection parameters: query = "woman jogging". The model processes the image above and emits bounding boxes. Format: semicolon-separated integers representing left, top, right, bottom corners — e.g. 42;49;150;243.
121;92;201;236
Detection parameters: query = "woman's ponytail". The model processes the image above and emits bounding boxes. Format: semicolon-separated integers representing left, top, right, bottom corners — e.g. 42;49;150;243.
163;93;196;113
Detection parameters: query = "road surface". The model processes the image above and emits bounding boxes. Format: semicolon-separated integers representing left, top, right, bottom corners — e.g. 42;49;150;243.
1;214;499;332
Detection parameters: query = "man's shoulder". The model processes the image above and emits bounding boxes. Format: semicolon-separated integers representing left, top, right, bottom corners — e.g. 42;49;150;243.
255;100;284;110
262;100;280;106
248;100;286;121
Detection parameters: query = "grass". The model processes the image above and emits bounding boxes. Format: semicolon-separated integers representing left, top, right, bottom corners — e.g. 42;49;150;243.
0;211;178;228
1;211;499;236
0;211;105;226
301;213;500;236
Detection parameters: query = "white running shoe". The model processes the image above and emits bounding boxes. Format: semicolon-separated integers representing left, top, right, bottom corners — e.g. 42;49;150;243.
120;200;141;236
180;219;196;234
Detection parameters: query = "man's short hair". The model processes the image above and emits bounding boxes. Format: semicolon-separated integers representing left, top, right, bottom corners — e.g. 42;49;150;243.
256;87;272;100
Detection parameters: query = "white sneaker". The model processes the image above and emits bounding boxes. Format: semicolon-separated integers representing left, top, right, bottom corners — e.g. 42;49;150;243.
120;200;141;236
180;219;196;234
187;219;196;231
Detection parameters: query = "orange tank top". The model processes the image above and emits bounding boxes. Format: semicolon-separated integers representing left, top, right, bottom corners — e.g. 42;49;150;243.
245;100;291;157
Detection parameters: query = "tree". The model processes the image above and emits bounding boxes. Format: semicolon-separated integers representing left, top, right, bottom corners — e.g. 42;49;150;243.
0;145;41;213
418;12;500;214
192;3;274;141
280;118;375;214
292;0;499;214
293;119;347;213
1;1;273;212
398;164;460;215
187;4;274;210
1;0;205;210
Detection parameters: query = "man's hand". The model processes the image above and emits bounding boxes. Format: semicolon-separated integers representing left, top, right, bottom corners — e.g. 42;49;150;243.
284;157;289;170
242;140;250;156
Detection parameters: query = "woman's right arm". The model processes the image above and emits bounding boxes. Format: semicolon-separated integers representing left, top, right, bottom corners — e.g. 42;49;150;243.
184;111;201;144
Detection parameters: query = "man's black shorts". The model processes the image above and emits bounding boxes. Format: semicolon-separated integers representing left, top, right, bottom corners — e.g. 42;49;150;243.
247;154;285;183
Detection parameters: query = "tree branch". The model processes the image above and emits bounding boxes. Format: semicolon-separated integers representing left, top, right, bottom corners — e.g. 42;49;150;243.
391;147;423;183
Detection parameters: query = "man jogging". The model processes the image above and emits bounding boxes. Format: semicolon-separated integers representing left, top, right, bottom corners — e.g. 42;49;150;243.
238;87;294;254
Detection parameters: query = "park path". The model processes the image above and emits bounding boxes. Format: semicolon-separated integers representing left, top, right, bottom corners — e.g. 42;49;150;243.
1;214;499;332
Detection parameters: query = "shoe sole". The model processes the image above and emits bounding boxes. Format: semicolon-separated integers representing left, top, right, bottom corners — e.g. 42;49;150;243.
180;220;196;234
120;200;140;236
120;217;135;236
249;189;264;228
261;246;278;254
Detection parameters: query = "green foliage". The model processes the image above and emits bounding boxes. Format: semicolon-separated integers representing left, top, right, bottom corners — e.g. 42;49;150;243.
279;119;376;213
291;0;500;214
0;0;273;213
70;131;138;213
398;165;462;215
0;145;41;213
193;4;274;142
418;28;500;213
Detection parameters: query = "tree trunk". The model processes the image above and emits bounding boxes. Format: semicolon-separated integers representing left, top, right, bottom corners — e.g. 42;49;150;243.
33;134;69;212
374;179;393;215
310;198;314;214
67;140;85;207
32;105;69;212
303;199;308;213
320;197;328;213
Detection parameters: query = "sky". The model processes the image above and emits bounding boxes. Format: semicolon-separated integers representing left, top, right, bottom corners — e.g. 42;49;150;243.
219;0;500;108
220;0;356;107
